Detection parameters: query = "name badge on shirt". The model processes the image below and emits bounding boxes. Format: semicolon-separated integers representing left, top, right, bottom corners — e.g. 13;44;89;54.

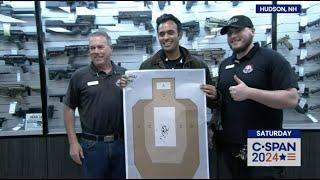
87;81;99;86
225;64;235;69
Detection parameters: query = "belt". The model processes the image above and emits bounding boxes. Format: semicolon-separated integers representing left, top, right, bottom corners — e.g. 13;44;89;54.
81;133;120;142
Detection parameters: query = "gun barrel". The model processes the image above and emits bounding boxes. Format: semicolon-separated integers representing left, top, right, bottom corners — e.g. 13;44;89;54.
310;87;320;94
306;52;320;61
307;17;320;27
304;69;320;78
309;104;320;111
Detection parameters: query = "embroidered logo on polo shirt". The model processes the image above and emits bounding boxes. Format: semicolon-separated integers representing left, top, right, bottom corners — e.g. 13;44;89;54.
243;64;253;74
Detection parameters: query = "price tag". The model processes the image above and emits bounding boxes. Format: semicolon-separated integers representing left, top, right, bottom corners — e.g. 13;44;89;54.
9;101;18;114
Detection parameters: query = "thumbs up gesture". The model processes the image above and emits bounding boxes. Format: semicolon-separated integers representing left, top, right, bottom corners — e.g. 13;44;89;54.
229;75;250;101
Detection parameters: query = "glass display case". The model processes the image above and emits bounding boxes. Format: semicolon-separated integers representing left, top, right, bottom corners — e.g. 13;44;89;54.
0;1;43;136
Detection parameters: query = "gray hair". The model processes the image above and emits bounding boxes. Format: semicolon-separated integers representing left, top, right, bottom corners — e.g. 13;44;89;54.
89;29;112;45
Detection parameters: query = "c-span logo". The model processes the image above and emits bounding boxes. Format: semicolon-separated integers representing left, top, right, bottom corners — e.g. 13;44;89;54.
247;129;301;166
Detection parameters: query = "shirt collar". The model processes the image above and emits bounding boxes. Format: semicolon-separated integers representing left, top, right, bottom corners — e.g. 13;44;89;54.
232;42;260;63
159;46;185;64
89;61;118;76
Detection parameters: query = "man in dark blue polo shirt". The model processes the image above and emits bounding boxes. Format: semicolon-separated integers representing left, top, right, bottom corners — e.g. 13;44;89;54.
213;15;299;178
64;30;126;179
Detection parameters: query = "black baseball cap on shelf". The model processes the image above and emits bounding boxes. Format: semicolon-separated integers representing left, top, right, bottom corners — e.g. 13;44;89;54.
220;15;254;35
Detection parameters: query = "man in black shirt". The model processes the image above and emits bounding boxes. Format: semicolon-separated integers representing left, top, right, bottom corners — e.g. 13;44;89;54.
64;30;126;179
213;15;299;178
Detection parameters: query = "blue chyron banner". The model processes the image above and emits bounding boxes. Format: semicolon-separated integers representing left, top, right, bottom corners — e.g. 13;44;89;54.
256;4;301;13
247;129;301;166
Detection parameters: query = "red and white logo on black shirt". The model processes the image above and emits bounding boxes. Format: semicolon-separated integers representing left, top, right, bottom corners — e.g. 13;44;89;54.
243;64;253;74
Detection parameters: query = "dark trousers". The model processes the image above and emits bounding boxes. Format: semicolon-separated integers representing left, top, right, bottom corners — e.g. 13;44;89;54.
80;138;126;179
218;142;285;179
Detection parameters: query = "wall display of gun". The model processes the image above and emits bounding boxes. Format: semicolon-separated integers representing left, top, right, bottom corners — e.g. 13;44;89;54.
181;20;200;41
48;65;78;80
12;105;54;119
264;35;293;50
204;17;227;32
113;11;154;32
307;17;320;28
0;117;7;128
45;1;97;13
299;36;320;48
297;68;320;81
115;35;155;54
46;44;138;61
309;104;320;111
49;93;65;102
0;82;40;99
0;54;39;73
189;48;226;64
46;45;89;59
0;4;35;17
111;43;135;50
0;67;14;74
0;30;37;49
182;1;197;10
301;87;320;98
296;102;320;114
45;15;115;35
158;1;170;10
295;98;319;123
299;17;320;32
296;51;320;65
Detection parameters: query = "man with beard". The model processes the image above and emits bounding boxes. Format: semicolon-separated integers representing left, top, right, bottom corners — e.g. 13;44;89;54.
212;15;298;178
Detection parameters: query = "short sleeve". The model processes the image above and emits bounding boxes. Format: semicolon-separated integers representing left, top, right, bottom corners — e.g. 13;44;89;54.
270;52;298;90
64;75;79;110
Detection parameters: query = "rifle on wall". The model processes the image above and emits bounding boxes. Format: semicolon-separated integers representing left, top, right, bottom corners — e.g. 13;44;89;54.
12;105;54;119
299;36;320;48
189;48;226;64
49;93;65;102
113;11;154;32
301;87;320;98
204;17;227;32
307;17;320;28
299;17;320;32
48;65;78;80
297;68;320;81
0;82;40;99
0;54;39;73
296;51;320;65
182;20;200;41
0;4;34;17
46;45;89;59
115;35;155;54
45;15;115;35
45;1;97;13
0;30;37;49
264;35;293;50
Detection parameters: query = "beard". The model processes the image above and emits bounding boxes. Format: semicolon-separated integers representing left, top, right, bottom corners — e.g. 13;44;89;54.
229;34;254;54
